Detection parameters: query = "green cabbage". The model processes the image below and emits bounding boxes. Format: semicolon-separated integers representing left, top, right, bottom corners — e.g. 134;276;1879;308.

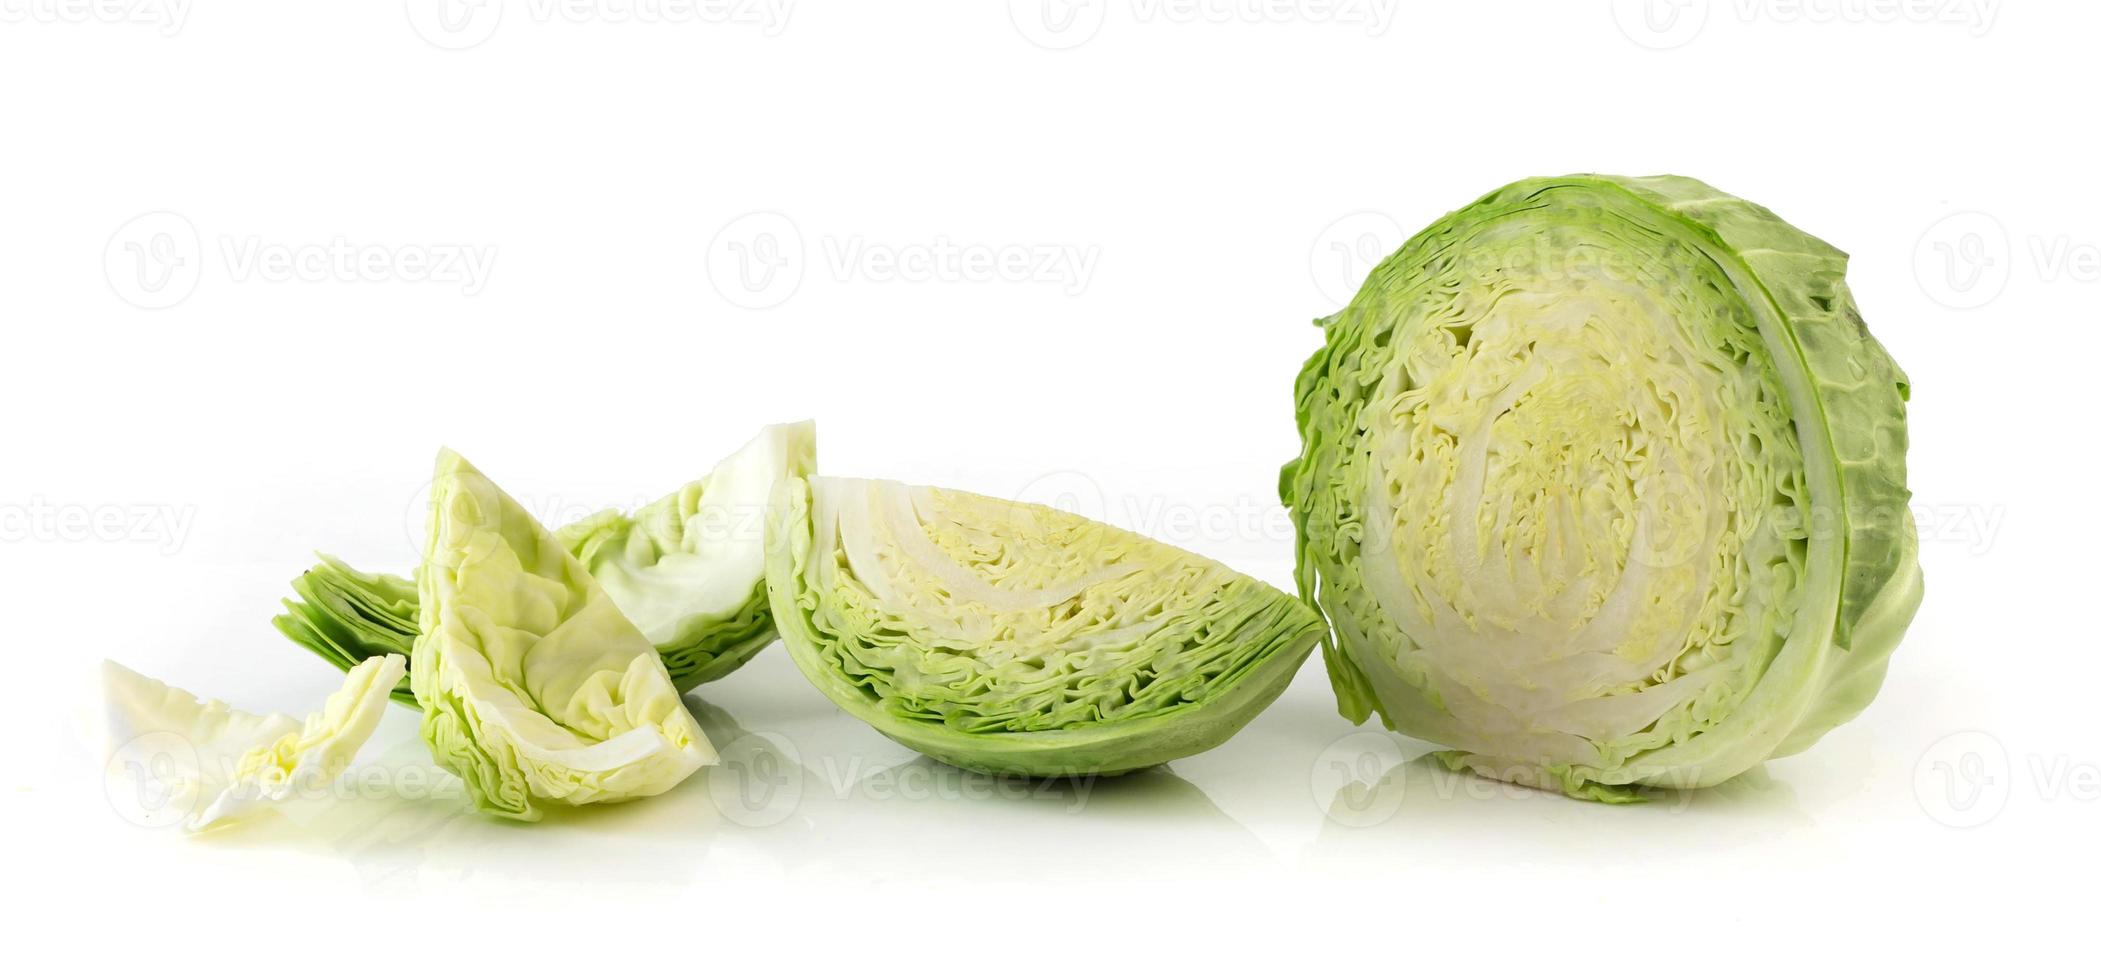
411;450;713;820
102;654;405;831
274;421;815;705
765;476;1325;776
1282;174;1922;801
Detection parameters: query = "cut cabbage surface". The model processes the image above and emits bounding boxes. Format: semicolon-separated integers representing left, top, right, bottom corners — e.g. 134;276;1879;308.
767;476;1325;777
1283;174;1921;800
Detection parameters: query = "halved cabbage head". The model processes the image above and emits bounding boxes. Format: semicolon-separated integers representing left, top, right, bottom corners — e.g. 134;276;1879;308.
275;421;815;705
411;450;714;820
102;654;405;831
766;476;1325;776
1283;175;1921;801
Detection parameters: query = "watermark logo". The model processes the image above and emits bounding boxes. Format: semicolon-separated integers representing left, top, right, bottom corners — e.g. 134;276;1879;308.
1312;730;1407;826
1310;211;1404;310
1628;470;1708;571
708;731;805;828
708;211;805;310
1914;211;2010;309
1012;469;1114;525
0;0;190;36
1916;210;2100;311
1914;730;2011;828
105;731;203;829
106;212;202;310
1009;0;1107;50
1611;0;1709;50
1913;730;2100;829
405;0;505;50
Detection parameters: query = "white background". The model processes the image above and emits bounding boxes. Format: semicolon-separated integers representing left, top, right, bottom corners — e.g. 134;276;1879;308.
2;1;2091;974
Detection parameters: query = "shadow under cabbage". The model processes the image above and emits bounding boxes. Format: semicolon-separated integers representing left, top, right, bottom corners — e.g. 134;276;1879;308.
1308;746;1812;857
692;698;1279;879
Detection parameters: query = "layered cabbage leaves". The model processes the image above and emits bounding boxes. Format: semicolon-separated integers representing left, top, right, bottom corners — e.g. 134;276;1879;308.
766;476;1325;776
275;421;815;705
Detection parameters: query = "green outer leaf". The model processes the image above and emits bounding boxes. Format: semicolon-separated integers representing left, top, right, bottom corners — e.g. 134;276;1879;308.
1605;176;1916;653
1603;176;1923;769
765;476;1326;777
1284;174;1921;798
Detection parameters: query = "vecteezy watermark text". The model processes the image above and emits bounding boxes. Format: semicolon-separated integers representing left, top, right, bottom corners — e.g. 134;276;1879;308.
1009;0;1399;51
1613;0;1999;51
0;498;195;555
707;212;1101;310
105;211;497;309
1312;731;1706;825
220;237;497;293
1309;210;1715;310
0;0;190;35
405;0;795;51
401;477;781;557
107;731;465;830
1915;730;2100;829
1915;210;2101;310
707;732;1097;827
1011;470;1293;553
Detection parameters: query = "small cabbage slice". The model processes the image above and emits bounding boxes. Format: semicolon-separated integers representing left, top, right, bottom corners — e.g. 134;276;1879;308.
561;420;815;688
102;654;405;831
274;421;816;704
1283;174;1922;800
411;450;714;820
766;476;1325;776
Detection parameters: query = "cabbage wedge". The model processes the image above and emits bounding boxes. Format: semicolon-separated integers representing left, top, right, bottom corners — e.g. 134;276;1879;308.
766;476;1325;776
275;421;815;705
102;654;405;831
1283;175;1921;800
411;450;714;820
